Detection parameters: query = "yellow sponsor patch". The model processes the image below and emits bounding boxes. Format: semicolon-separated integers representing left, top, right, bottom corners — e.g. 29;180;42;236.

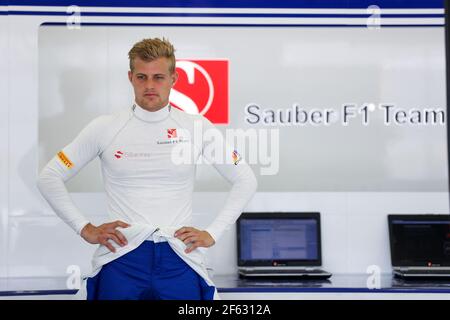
57;151;74;169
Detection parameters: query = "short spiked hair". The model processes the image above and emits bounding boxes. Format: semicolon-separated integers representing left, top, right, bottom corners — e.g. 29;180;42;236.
128;37;176;73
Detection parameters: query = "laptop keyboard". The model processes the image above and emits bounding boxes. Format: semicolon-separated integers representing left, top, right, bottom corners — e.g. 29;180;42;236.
242;269;326;275
400;269;450;275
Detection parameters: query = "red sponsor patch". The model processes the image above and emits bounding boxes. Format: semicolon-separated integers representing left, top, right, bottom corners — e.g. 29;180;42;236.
167;128;178;139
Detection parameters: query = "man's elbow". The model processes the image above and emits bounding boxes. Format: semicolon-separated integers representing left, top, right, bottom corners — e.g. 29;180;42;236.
36;167;59;195
36;170;49;195
246;170;258;195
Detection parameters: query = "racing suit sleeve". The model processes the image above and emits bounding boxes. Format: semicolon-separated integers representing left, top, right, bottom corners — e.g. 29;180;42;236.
37;116;106;234
199;117;258;242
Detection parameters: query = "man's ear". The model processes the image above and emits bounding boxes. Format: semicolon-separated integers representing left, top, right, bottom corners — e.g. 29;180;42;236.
171;71;179;87
128;70;133;83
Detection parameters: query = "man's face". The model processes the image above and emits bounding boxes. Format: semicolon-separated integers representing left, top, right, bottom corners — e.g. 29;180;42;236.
128;57;178;112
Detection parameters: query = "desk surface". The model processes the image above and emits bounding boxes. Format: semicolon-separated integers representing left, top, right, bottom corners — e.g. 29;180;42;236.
1;274;450;296
0;277;77;297
212;274;450;294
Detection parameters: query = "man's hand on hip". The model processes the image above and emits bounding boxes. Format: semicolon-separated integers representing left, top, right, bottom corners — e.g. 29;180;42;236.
174;227;215;253
80;221;130;253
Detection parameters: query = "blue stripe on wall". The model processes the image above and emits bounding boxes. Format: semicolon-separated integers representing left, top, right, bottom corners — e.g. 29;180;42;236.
40;22;444;27
4;11;445;18
1;0;445;9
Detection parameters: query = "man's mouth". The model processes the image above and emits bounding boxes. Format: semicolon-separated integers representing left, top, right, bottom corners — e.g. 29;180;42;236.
144;93;158;97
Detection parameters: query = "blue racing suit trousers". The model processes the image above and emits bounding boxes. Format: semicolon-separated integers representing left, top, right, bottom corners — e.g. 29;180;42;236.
86;240;215;300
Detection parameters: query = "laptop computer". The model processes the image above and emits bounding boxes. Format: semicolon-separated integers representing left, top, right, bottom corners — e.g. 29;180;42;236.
388;214;450;279
236;212;332;279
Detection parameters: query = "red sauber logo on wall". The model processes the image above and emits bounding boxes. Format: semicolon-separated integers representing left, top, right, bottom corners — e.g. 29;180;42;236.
170;59;229;124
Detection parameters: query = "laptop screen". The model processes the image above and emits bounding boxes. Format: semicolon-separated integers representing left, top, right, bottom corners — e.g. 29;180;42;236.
388;214;450;267
237;212;322;267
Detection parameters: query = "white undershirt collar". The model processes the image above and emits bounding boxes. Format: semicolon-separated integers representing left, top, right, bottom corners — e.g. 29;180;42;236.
132;102;171;123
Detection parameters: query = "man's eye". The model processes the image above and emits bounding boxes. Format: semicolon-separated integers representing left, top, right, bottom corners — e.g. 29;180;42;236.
137;75;145;80
155;76;164;80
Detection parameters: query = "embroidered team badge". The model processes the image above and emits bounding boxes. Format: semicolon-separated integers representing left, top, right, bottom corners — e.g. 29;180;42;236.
232;150;242;165
167;128;178;139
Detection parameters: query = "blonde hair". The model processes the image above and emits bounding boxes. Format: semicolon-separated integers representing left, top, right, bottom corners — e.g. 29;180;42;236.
128;37;176;73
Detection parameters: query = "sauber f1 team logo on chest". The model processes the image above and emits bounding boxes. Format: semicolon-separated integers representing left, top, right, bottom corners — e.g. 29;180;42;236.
167;128;178;139
170;59;229;124
157;128;190;145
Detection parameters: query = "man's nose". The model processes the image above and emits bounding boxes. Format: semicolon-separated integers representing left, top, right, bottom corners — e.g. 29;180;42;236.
143;78;155;90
